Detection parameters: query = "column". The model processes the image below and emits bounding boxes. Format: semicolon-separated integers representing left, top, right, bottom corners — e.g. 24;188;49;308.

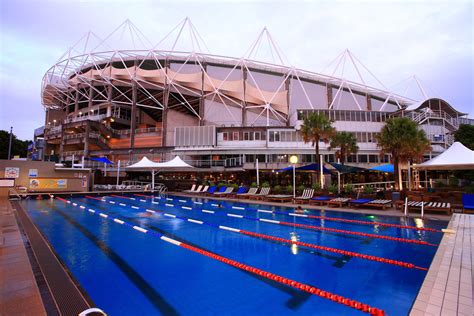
242;66;247;126
326;83;333;108
130;81;137;148
366;94;372;111
285;76;291;126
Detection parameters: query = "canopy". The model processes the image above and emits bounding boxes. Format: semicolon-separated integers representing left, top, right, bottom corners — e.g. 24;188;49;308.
277;163;331;174
369;164;394;173
329;163;366;174
156;156;194;169
91;157;113;164
415;142;474;170
126;156;161;170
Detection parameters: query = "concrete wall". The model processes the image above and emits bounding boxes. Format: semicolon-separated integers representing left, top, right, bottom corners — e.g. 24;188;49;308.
0;160;90;196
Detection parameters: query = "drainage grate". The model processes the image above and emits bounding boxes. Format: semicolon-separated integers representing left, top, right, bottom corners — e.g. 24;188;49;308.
13;201;92;316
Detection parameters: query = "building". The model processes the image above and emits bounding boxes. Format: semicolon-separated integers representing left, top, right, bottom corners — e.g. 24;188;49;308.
40;20;469;175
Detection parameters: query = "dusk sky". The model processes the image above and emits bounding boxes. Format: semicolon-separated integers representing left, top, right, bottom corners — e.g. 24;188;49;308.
1;0;472;140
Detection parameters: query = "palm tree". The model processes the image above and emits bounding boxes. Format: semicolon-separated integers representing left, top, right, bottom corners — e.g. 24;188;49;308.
329;131;359;165
300;112;336;186
376;117;431;190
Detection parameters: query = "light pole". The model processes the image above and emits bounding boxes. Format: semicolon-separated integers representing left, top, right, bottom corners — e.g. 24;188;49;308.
290;155;298;198
7;126;13;160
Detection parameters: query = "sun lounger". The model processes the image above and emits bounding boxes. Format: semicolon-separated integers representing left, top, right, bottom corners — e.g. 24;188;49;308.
293;189;314;204
462;193;474;214
237;187;258;199
326;197;351;207
214;187;234;196
201;186;217;195
309;196;331;205
194;185;208;194
249;187;271;200
208;186;227;196
348;198;374;208
424;202;452;215
265;194;293;202
364;199;393;210
183;184;196;193
228;187;248;197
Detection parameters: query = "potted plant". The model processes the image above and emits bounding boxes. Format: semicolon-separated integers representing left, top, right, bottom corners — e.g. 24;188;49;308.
327;184;338;195
344;184;354;197
273;185;282;194
286;185;293;194
297;184;306;195
261;181;270;188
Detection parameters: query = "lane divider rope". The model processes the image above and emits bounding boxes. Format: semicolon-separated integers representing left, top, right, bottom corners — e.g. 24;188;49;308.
112;195;436;247
85;196;427;270
131;194;441;233
56;197;385;315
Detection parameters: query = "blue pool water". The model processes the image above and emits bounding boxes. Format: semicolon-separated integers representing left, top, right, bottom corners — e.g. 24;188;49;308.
21;194;447;315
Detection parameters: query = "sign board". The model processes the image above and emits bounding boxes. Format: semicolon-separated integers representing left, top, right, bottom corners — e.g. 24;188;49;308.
5;167;20;178
0;178;15;187
29;178;68;190
28;169;38;177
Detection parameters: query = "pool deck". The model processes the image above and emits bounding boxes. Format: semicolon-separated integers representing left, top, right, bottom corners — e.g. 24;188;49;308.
410;213;473;316
0;198;46;316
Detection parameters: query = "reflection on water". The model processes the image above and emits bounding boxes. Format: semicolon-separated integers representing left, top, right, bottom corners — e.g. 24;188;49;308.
290;232;298;255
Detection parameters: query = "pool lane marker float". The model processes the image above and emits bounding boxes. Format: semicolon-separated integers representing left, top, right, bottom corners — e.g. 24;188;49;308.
56;197;385;315
81;196;427;270
105;195;437;247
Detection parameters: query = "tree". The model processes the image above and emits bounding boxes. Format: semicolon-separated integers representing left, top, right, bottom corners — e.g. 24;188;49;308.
454;124;474;150
376;117;431;190
0;130;32;159
329;131;358;165
300;112;336;186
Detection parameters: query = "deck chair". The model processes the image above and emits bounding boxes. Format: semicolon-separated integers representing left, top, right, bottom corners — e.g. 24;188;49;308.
238;187;258;199
424;202;452;215
183;184;196;193
201;186;217;195
293;189;314;204
326;197;351;207
348;198;374;208
249;187;271;200
229;187;248;197
462;193;474;214
214;187;234;196
195;185;208;193
265;194;293;202
364;199;393;210
309;196;331;205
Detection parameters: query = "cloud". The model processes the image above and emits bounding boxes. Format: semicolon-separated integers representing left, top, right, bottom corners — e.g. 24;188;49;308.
0;0;472;139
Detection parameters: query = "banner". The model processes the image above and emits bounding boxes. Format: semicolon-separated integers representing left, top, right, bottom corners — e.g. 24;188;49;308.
29;169;38;177
5;167;20;178
29;178;68;190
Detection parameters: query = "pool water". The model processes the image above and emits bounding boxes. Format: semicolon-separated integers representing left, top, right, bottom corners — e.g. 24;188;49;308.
21;194;447;315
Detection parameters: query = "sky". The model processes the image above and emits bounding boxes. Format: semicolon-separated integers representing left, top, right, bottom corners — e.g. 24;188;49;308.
0;0;472;140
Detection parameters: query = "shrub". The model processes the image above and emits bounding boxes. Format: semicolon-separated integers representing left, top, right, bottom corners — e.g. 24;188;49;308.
327;184;338;194
286;185;293;194
250;182;257;188
344;184;353;194
435;180;445;188
364;186;374;194
217;182;226;188
312;183;321;192
273;185;282;193
261;181;270;188
297;184;306;194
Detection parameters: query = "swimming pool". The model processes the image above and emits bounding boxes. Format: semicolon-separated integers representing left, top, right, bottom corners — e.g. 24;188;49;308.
21;194;447;315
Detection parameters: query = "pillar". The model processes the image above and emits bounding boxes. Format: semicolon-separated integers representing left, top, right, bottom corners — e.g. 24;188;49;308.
326;83;333;108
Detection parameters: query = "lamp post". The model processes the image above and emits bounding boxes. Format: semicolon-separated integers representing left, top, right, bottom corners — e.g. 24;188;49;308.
290;155;298;198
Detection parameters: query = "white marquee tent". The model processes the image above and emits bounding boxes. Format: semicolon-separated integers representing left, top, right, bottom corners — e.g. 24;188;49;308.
126;156;193;189
415;142;474;170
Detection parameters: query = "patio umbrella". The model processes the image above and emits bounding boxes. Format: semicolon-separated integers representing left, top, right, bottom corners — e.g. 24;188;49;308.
369;164;394;173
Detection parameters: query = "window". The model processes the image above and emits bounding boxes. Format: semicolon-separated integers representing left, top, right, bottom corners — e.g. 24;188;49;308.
348;155;357;163
369;155;378;163
223;132;228;141
254;132;261;141
233;132;239;141
358;154;368;163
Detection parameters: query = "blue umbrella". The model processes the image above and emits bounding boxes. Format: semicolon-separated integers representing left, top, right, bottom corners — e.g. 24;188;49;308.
369;164;394;173
329;162;366;174
91;157;113;164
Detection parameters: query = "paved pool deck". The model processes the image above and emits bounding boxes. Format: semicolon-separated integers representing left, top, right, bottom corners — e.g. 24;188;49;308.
0;198;46;316
410;213;473;316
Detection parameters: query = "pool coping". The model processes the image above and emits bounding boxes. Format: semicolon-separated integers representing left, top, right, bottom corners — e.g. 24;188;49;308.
12;200;93;315
409;213;473;316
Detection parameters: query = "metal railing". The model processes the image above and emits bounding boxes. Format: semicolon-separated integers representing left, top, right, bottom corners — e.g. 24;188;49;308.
406;110;459;129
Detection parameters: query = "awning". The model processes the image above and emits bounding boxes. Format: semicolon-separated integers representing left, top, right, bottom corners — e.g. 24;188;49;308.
415;142;474;170
329;163;366;174
369;164;394;173
277;163;332;174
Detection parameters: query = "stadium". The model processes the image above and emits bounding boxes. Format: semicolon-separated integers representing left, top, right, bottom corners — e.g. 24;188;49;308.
40;19;468;177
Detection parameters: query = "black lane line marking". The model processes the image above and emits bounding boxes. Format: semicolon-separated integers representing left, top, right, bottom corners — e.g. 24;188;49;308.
51;206;179;316
84;199;315;310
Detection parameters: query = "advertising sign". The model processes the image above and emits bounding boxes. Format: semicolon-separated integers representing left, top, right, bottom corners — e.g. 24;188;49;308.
28;169;38;177
29;178;68;190
5;167;20;178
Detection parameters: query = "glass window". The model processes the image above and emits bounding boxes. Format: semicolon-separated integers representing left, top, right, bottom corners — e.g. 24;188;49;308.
269;131;274;142
233;132;239;141
254;132;260;141
361;132;367;142
359;154;368;163
274;131;280;142
369;155;378;163
223;132;228;141
348;154;357;163
243;132;249;141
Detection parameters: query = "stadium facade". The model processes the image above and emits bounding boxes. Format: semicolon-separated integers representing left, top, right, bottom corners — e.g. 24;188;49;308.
40;19;469;172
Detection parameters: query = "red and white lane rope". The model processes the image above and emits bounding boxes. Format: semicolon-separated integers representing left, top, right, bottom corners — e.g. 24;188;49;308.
104;195;437;247
56;197;386;315
85;196;428;270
